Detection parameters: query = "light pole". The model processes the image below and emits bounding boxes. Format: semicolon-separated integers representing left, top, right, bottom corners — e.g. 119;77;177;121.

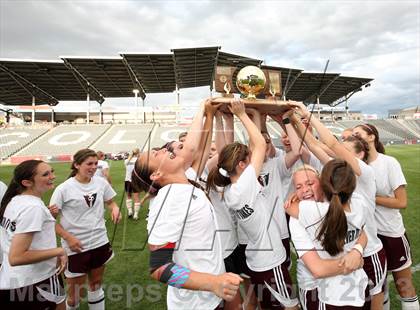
133;89;139;124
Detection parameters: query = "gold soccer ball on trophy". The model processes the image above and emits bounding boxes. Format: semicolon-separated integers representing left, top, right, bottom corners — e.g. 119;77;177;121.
236;66;266;99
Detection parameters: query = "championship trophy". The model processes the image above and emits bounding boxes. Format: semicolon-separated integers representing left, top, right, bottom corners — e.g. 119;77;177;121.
213;65;290;114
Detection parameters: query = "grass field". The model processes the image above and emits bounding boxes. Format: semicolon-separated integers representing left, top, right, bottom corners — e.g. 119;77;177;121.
0;144;419;309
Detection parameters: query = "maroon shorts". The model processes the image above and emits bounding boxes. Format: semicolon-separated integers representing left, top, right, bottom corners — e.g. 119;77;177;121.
124;181;138;194
363;247;387;296
248;261;298;309
66;243;114;278
299;288;320;310
236;244;252;277
282;237;292;270
0;273;65;309
378;233;412;272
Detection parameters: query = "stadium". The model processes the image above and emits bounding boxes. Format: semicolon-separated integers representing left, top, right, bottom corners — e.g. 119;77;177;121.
0;46;419;309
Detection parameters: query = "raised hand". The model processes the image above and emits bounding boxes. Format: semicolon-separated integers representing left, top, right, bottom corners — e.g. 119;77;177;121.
228;99;246;117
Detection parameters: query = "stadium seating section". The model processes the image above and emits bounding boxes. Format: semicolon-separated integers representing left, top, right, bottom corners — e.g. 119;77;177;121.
1;119;419;161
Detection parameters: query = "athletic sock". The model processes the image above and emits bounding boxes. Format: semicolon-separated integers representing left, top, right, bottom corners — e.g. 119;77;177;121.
133;203;141;220
401;295;419;310
88;287;105;310
126;199;133;216
66;300;79;310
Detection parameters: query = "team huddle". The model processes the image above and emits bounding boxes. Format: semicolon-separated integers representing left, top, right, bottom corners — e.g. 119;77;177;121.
0;98;418;310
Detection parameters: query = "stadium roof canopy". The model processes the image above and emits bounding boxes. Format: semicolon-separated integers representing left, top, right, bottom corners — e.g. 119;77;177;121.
0;47;373;107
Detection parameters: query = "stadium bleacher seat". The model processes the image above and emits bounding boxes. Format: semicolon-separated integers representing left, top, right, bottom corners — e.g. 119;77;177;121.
91;124;156;153
0;127;49;159
16;124;111;156
1;119;419;161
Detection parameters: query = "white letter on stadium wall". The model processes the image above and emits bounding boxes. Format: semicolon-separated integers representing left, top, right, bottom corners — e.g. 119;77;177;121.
49;131;91;145
109;130;136;144
0;132;30;148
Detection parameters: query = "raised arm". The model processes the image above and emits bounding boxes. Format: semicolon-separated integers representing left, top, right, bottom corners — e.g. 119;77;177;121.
290;112;331;165
192;102;220;177
271;112;310;168
290;102;361;176
214;111;226;154
182;100;207;165
222;112;234;144
229;100;266;175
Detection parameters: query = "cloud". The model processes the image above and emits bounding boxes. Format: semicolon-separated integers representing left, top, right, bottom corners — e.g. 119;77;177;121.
0;0;419;116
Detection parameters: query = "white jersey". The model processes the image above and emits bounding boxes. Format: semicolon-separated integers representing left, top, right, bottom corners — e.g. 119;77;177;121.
0;180;7;265
209;188;239;259
260;153;289;239
224;165;286;271
0;195;56;289
355;159;383;256
369;153;407;237
0;181;6;200
94;160;109;179
147;183;224;310
50;176;116;256
289;217;318;290
124;157;137;182
297;196;368;307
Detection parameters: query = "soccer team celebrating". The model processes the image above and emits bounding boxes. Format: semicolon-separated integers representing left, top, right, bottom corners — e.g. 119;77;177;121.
0;98;418;310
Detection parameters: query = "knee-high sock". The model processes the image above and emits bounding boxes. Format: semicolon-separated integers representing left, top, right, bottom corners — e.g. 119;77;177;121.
134;202;141;213
126;199;133;216
88;287;105;310
401;296;419;310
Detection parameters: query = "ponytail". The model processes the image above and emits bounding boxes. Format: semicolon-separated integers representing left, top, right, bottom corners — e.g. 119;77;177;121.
317;159;356;256
375;139;385;154
0;160;42;220
206;165;231;192
206;142;249;193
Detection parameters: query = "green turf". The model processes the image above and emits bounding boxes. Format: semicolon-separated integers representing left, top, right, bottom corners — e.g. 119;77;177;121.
0;144;419;309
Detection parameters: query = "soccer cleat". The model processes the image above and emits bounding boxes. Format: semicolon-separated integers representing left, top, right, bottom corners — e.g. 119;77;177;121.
128;208;133;217
133;212;138;220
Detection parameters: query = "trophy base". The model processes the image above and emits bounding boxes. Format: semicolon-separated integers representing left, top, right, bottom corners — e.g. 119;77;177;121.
212;97;291;115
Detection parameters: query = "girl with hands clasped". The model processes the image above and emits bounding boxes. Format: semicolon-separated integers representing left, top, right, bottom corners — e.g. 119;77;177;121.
132;98;242;310
50;149;121;310
0;160;66;310
288;102;388;309
286;160;369;309
207;99;299;310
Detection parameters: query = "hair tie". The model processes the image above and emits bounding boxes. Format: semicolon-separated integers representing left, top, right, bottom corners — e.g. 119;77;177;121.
332;191;339;196
218;167;230;178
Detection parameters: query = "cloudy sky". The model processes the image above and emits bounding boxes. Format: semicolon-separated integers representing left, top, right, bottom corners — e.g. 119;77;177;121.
0;0;419;116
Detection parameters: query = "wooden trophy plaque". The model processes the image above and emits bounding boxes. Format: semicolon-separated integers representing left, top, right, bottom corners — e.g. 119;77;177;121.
213;65;290;115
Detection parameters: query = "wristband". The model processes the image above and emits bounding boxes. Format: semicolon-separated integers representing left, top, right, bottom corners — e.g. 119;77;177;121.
282;118;291;125
352;244;364;257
